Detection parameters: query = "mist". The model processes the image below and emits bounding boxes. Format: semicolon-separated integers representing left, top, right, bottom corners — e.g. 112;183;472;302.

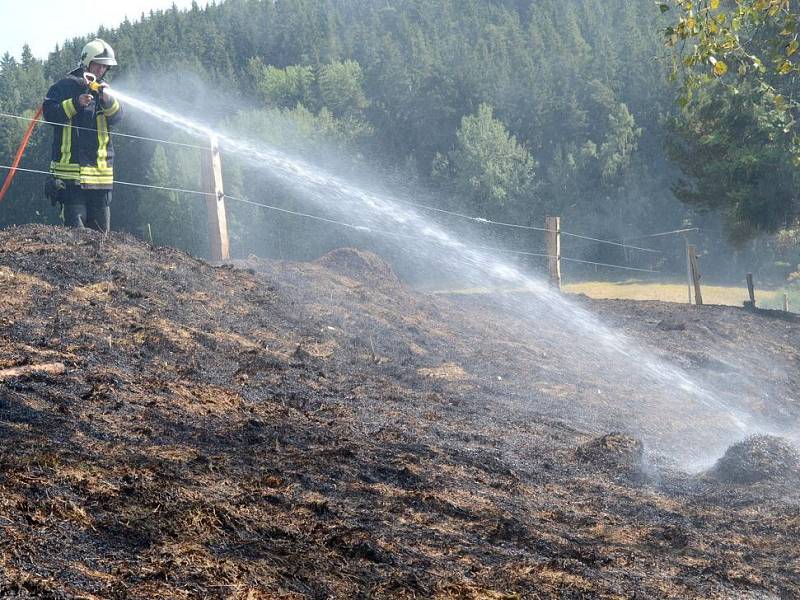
110;84;800;470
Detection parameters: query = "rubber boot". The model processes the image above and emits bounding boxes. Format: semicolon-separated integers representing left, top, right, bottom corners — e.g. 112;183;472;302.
86;198;110;233
63;199;87;228
84;190;111;233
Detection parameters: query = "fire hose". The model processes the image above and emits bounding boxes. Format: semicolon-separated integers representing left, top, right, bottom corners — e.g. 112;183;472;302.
0;105;43;204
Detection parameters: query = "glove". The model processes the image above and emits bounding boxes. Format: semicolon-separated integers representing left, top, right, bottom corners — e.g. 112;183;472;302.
44;176;66;206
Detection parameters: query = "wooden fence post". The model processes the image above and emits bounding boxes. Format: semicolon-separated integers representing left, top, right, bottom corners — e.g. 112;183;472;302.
687;244;703;305
546;216;561;290
685;237;693;304
745;273;755;309
783;293;789;312
201;134;230;262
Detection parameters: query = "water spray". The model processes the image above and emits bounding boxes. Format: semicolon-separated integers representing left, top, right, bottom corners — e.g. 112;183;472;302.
110;87;769;466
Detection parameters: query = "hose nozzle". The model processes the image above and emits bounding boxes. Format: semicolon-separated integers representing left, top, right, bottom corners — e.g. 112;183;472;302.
83;72;102;95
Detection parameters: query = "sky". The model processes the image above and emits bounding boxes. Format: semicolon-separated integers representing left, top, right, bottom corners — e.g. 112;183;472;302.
0;0;213;60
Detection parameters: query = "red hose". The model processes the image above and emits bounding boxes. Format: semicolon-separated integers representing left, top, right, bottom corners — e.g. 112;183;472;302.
0;105;44;204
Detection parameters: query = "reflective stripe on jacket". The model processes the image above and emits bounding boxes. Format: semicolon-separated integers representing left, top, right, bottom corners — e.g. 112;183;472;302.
43;68;123;190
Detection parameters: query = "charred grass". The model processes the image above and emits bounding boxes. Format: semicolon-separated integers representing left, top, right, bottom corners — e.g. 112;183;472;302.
0;226;798;599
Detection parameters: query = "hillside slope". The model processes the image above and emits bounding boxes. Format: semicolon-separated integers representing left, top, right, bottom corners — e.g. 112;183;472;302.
0;226;798;599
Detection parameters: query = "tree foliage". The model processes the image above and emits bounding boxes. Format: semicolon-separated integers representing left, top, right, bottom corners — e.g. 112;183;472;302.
248;59;315;108
0;0;705;264
668;81;799;242
663;0;800;239
663;0;800;92
433;104;537;218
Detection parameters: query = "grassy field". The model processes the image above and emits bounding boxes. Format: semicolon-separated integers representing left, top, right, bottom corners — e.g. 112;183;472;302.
563;280;787;308
432;280;794;311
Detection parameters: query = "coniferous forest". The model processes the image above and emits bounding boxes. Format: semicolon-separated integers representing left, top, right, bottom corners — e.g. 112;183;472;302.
0;0;797;282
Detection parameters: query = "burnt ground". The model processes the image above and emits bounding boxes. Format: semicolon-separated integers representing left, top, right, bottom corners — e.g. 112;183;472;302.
0;225;798;599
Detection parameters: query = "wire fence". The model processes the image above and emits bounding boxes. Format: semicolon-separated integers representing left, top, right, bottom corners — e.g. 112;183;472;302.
0;109;699;277
0;111;209;150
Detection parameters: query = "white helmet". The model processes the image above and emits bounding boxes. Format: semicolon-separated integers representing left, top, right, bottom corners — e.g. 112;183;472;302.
80;39;117;68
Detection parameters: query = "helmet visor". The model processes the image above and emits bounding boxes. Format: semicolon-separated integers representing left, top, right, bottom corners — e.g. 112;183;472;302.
90;57;117;66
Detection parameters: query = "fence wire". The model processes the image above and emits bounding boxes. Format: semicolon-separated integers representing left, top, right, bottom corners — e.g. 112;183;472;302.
0;162;665;273
0;111;209;150
0;98;692;275
0;110;671;256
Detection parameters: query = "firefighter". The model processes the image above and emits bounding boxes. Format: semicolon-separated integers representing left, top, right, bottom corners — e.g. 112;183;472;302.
43;39;122;233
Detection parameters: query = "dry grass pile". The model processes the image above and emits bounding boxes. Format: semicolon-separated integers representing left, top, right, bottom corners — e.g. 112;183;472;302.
708;435;800;484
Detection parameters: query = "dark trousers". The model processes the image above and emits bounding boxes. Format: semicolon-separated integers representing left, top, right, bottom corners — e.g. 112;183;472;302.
63;185;111;233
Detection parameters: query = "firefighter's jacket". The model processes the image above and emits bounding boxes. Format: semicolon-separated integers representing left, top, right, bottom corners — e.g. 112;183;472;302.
43;69;122;189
